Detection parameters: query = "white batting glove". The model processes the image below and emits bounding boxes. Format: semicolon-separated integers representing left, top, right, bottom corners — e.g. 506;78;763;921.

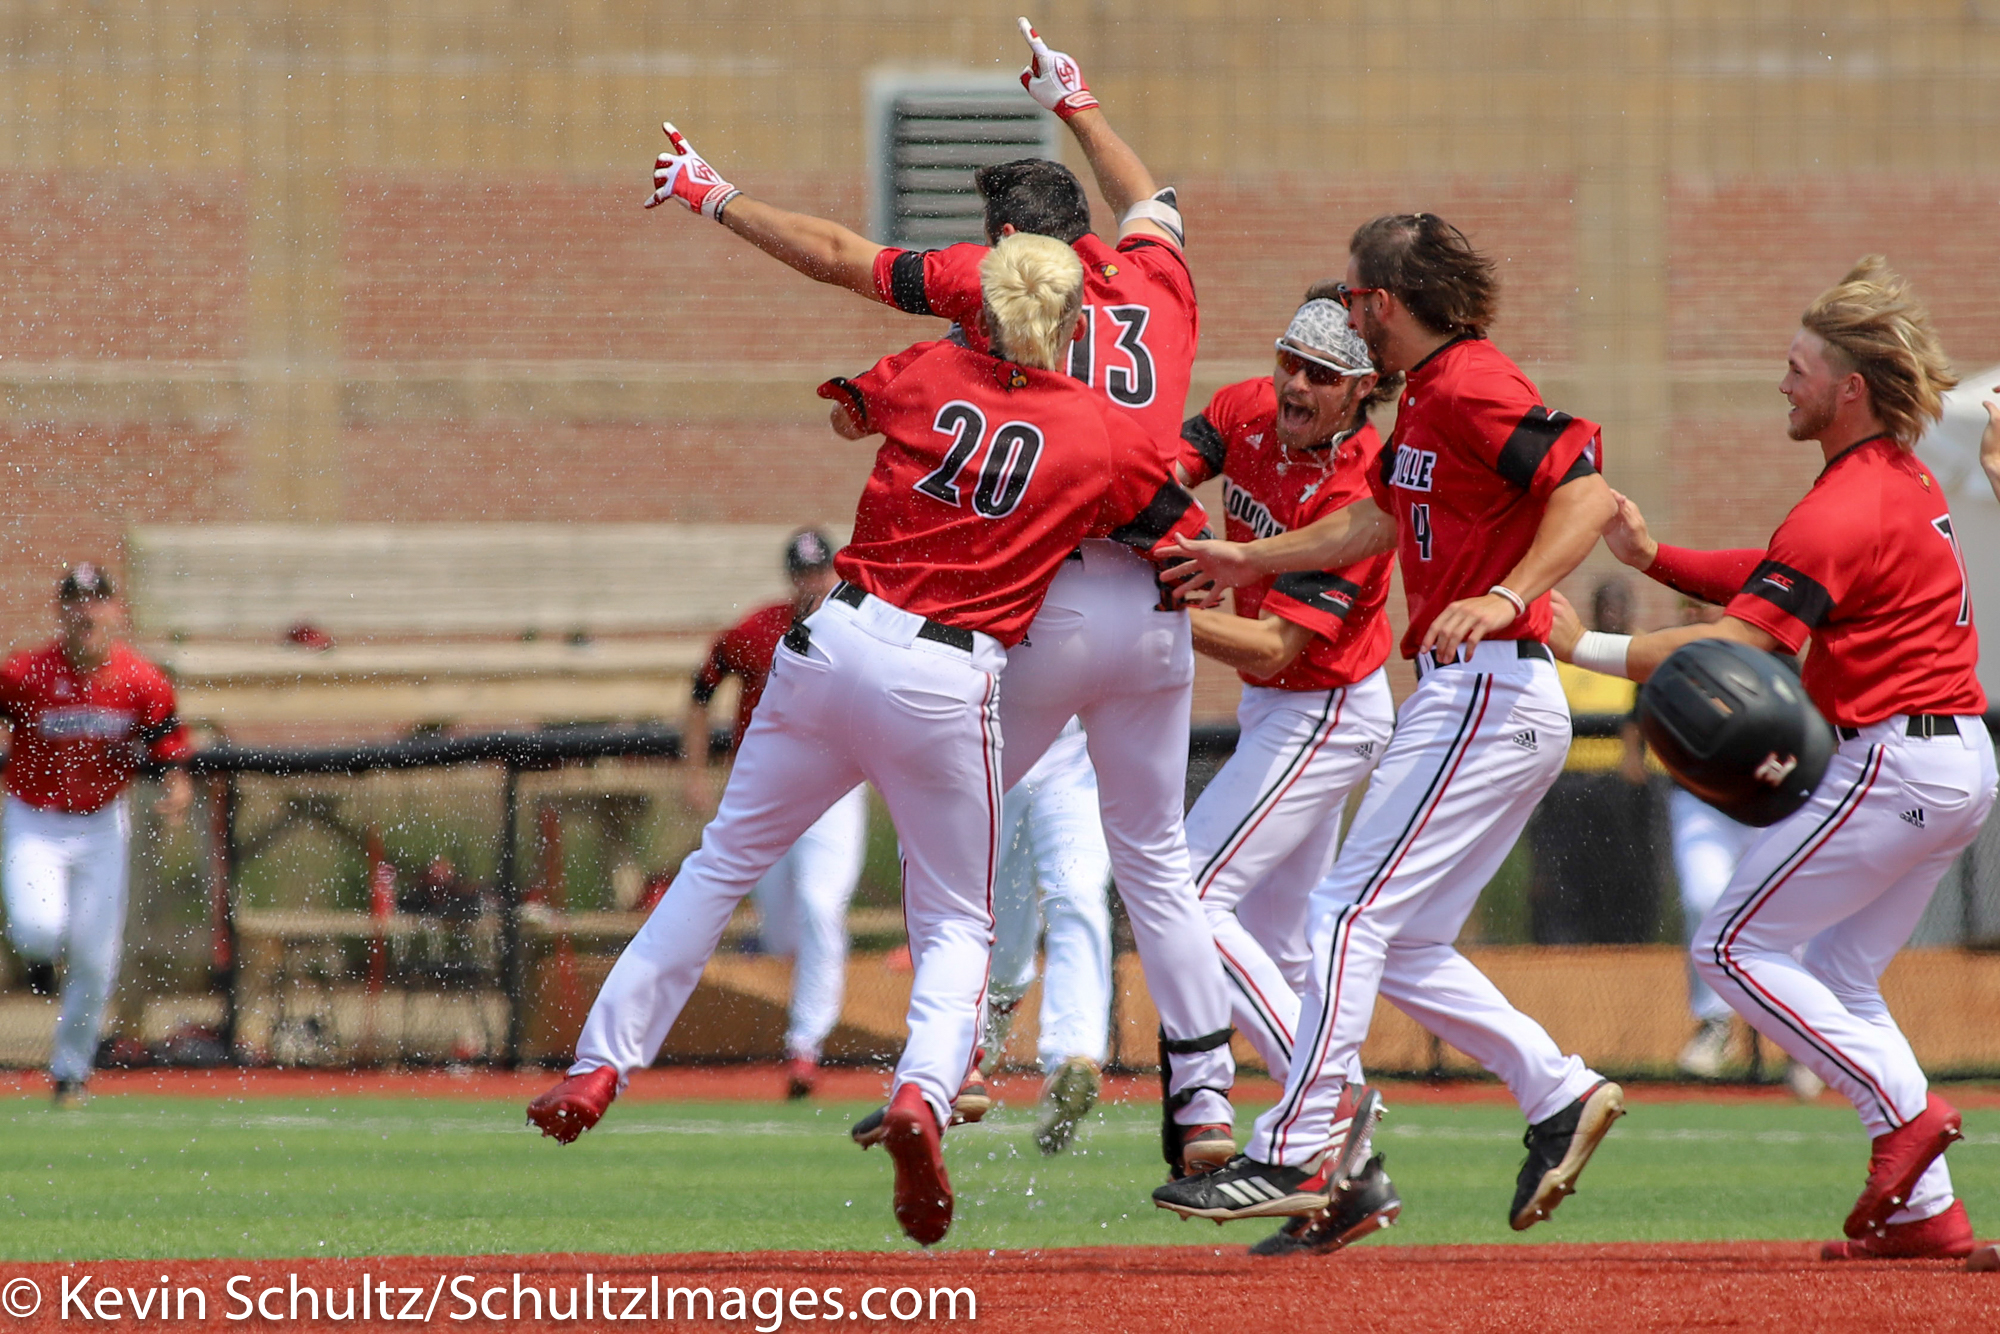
645;122;741;220
1018;18;1099;120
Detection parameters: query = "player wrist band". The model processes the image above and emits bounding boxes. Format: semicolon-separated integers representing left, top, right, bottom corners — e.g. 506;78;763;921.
1572;631;1633;678
1487;584;1528;618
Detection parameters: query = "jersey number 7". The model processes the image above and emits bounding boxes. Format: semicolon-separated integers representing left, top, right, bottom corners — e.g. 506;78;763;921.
915;401;1046;519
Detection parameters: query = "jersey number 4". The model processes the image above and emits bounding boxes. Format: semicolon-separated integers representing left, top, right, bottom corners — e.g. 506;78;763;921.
1410;503;1434;561
1932;515;1972;626
1066;304;1157;409
916;402;1045;518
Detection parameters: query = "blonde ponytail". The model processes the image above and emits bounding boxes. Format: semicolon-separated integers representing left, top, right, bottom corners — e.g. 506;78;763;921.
978;232;1084;372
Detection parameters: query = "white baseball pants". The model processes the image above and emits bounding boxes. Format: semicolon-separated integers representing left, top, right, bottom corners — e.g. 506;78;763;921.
989;719;1112;1069
1250;643;1602;1165
1186;673;1394;1081
751;782;869;1063
1669;788;1760;1024
3;795;131;1085
573;592;1006;1130
1692;718;1997;1224
999;541;1235;1127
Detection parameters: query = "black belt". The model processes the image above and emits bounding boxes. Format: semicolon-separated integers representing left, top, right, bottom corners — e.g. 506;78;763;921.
828;581;977;651
1414;639;1552;681
1836;715;1961;742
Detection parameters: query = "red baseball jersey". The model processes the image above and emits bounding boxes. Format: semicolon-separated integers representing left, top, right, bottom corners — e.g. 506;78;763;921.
1724;435;1986;728
0;641;192;814
871;231;1198;449
1366;336;1603;659
1181;378;1394;691
819;339;1207;646
692;601;795;742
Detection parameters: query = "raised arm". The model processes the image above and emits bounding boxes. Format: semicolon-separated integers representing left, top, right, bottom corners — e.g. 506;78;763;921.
1601;489;1764;605
1017;19;1178;245
647;122;884;299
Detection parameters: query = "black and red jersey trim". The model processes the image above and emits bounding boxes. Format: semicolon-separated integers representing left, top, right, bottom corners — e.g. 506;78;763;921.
1494;405;1577;491
1270;570;1364;619
887;250;936;316
1110;481;1206;550
816;376;869;430
1181;414;1227;477
1740;560;1833;629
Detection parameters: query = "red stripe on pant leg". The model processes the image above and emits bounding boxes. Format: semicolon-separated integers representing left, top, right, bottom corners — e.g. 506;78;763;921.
1716;748;1902;1124
1197;691;1344;899
1217;938;1296;1053
1271;677;1493;1161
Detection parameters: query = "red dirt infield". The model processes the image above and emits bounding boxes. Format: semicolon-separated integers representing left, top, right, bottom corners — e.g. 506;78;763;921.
7;1242;1997;1332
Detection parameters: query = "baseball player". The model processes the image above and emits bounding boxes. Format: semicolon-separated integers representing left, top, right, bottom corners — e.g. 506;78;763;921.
983;717;1115;1155
644;17;1241;1179
1176;291;1395;1088
1;564;192;1107
527;233;1211;1247
1984;395;2000;502
1552;257;1994;1261
1174;292;1404;1257
683;530;868;1101
1156;213;1624;1233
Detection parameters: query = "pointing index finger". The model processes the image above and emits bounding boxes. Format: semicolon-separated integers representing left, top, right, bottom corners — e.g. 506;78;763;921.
1017;16;1049;71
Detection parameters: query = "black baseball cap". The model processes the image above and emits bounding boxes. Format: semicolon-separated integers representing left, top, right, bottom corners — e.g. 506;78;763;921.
784;529;836;577
58;562;115;601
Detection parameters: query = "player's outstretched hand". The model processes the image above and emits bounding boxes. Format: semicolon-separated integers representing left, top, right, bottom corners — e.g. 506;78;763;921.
1546;589;1585;662
1601;489;1659;571
1018;18;1099;120
1159;536;1259;595
1980;396;2000;504
1422;592;1520;660
646;122;741;218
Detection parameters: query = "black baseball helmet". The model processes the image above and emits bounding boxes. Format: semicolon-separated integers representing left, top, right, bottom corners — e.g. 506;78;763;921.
1637;638;1835;828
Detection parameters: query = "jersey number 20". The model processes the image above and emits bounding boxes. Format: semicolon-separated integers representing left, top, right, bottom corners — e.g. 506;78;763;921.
916;402;1045;518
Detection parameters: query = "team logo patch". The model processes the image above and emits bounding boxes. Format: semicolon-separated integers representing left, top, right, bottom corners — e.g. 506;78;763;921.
1753;752;1798;786
1761;571;1795;594
1101;262;1119;277
1512;729;1538;751
1900;808;1926;828
1006;367;1029;390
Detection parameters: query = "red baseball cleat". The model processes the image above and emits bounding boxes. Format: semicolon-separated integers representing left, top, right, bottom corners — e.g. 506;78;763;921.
526;1066;619;1144
881;1084;953;1246
1844;1092;1963;1239
785;1056;819;1101
1823;1199;1975;1261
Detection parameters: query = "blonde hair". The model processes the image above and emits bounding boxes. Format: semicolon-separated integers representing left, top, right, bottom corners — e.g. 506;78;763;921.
1801;256;1957;447
979;232;1084;372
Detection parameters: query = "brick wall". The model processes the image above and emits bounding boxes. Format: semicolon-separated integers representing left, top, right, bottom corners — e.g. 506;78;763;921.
3;167;1997;713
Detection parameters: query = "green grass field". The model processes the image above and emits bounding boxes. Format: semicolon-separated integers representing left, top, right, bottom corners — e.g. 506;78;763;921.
3;1092;1995;1260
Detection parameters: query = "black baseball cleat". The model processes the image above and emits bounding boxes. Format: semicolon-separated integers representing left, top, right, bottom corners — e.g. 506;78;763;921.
1510;1080;1625;1231
1249;1154;1402;1257
1154;1086;1383;1222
